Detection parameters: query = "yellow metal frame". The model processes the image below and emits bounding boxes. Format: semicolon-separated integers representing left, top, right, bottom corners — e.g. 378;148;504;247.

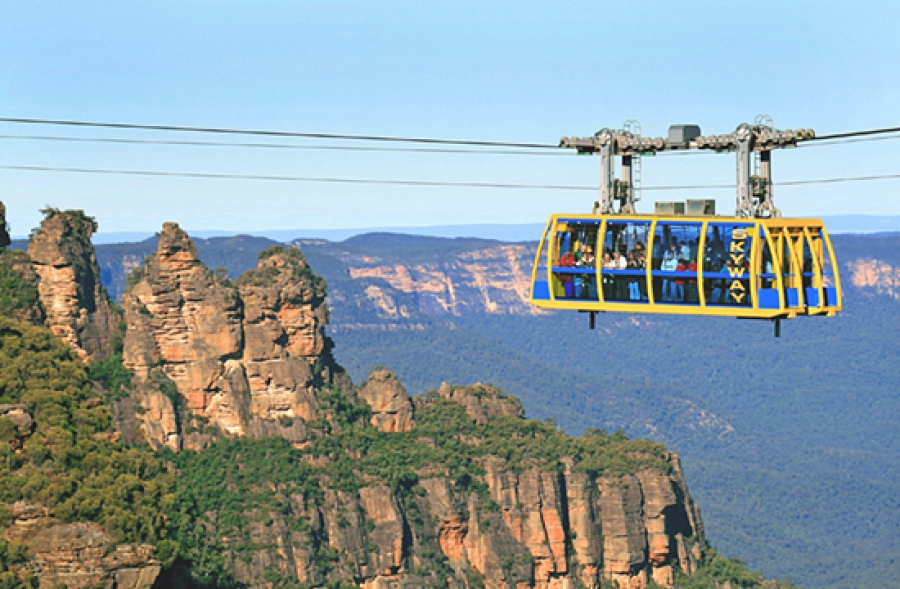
528;213;843;320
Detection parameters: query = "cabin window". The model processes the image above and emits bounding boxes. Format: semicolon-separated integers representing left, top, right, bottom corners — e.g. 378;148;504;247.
551;221;600;301
532;223;552;300
651;223;701;304
704;223;753;307
601;221;650;302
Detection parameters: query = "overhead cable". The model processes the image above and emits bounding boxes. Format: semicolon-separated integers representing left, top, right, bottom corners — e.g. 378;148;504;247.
2;164;898;191
0;116;560;149
0;134;566;156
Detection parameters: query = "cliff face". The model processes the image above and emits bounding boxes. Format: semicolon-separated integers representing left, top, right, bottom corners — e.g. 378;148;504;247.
296;238;544;321
27;209;118;362
121;224;349;450
5;509;160;589
170;384;706;589
847;258;900;300
0;201;10;249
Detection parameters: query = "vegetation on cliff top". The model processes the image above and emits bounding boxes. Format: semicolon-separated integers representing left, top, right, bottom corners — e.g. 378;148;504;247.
0;251;42;323
235;245;327;295
0;317;176;556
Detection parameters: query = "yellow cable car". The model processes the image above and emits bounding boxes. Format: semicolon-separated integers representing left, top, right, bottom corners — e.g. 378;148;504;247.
529;214;841;319
529;122;842;334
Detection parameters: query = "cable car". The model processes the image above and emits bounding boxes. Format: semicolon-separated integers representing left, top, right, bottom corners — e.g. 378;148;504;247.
529;122;842;335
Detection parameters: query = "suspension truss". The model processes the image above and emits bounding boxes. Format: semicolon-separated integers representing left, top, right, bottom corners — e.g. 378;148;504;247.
560;119;816;218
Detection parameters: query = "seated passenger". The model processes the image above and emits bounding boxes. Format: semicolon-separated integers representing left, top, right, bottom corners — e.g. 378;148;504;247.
581;247;595;268
674;258;687;302
709;263;723;303
660;251;678;301
627;253;641;300
687;259;698;302
602;252;615;299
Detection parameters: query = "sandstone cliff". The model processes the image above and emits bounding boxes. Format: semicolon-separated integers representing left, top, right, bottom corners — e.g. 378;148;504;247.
27;209;119;361
0;201;10;249
5;507;160;589
121;224;351;450
292;236;543;322
161;383;707;589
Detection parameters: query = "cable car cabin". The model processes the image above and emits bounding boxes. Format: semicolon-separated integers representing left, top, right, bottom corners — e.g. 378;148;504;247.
529;214;842;320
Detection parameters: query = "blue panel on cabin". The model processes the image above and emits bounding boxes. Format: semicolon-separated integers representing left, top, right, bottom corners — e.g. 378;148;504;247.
786;288;801;308
758;289;781;309
532;281;550;300
824;287;838;307
806;288;820;307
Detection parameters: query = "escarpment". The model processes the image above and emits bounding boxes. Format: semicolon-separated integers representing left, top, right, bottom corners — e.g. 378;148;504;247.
121;223;351;450
27;208;118;361
161;383;708;589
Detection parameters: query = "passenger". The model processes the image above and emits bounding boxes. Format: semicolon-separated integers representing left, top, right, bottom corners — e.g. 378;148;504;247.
614;251;628;299
687;258;698;302
652;237;664;270
689;239;698;261
627;252;641;300
580;246;594;267
558;249;575;298
634;241;646;259
709;263;723;303
674;257;687;302
602;252;615;299
660;251;678;301
680;241;690;262
636;249;648;300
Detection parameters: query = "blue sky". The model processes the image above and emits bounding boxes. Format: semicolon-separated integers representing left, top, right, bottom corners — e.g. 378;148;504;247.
2;1;899;236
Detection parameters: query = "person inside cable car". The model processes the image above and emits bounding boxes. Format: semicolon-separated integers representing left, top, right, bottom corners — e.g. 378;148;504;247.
708;263;724;303
614;250;628;299
687;258;699;303
674;257;687;302
660;250;678;301
602;251;614;299
581;246;595;267
627;252;642;300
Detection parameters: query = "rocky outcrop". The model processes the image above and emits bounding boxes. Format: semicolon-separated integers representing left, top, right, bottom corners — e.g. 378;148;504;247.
0;201;10;249
3;504;160;589
359;369;414;432
27;209;118;361
433;382;524;424
121;227;347;449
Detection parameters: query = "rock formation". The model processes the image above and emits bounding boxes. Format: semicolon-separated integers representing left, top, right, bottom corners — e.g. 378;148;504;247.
4;504;161;589
28;209;118;361
436;382;524;424
0;201;10;249
121;225;349;450
358;369;415;432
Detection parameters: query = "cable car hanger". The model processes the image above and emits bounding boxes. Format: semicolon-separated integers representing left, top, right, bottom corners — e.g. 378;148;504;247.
559;116;813;219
